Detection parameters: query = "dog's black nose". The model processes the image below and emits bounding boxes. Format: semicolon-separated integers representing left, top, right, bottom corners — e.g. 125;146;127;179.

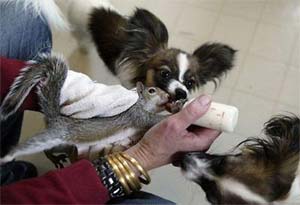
181;152;207;170
185;152;208;159
181;153;195;171
175;88;187;100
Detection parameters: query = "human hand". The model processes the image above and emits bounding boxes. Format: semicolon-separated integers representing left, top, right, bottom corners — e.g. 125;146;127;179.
59;70;138;118
124;95;221;171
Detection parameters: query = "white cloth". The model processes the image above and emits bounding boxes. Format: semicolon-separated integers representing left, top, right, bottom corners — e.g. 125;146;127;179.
60;70;139;119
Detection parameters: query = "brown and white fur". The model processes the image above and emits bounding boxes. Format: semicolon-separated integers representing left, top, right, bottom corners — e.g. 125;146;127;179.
0;55;170;167
181;115;300;204
5;0;236;102
67;0;236;102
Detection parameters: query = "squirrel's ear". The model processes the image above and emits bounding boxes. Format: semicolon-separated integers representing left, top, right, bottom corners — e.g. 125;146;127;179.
136;82;144;97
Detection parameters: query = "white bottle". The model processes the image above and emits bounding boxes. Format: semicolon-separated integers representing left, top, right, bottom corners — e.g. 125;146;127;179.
185;100;239;132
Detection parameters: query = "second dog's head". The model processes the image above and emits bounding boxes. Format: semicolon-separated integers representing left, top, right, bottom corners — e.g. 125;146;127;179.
117;9;236;102
181;115;300;204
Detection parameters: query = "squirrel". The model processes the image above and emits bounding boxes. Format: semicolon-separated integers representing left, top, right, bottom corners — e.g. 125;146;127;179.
0;55;179;168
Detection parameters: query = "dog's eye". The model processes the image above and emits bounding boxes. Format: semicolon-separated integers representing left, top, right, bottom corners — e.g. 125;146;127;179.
185;79;195;89
160;69;171;79
148;87;157;95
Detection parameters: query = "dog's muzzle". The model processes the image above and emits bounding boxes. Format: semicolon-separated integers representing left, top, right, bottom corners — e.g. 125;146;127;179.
175;88;187;100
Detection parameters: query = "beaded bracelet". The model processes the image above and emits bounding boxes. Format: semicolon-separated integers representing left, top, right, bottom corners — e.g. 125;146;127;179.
92;153;151;198
92;157;126;198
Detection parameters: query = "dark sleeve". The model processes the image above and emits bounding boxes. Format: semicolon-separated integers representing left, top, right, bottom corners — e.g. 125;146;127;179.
0;160;110;204
0;57;39;111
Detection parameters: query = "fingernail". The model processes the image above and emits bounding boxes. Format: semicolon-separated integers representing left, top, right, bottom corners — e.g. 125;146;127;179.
198;95;211;106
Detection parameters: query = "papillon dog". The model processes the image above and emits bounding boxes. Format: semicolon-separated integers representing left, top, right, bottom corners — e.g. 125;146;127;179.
67;0;236;102
181;115;300;204
6;0;236;103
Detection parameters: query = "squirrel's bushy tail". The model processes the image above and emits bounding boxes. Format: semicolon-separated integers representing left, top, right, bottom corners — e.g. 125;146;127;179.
0;54;68;120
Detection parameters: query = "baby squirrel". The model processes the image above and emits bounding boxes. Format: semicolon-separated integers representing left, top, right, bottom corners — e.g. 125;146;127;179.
0;55;176;167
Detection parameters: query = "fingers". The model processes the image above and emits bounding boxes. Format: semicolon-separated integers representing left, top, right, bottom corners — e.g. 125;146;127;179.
60;78;139;118
60;93;95;118
187;125;220;136
167;95;212;132
60;70;95;105
181;128;221;151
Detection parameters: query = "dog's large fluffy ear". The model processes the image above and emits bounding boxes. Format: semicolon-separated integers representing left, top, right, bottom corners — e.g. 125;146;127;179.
193;43;236;85
126;8;169;55
117;9;169;87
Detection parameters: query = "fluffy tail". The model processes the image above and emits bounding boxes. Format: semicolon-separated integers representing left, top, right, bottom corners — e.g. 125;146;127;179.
0;55;68;120
2;0;69;30
264;115;300;153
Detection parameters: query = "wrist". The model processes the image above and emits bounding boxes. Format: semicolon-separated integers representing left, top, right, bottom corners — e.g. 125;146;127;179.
124;143;158;171
94;153;151;197
92;157;126;199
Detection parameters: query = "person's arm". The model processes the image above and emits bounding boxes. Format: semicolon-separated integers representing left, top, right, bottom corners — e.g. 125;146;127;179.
1;57;220;203
0;95;219;204
0;160;110;204
124;95;220;170
0;57;125;204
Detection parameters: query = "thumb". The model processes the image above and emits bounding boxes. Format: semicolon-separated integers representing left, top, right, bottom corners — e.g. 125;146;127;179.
169;95;211;131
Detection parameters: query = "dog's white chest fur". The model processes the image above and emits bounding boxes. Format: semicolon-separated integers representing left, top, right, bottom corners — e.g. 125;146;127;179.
219;178;267;203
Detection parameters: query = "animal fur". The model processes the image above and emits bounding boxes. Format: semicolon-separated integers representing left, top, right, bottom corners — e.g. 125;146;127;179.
0;55;170;167
181;115;300;204
3;0;236;102
67;0;236;101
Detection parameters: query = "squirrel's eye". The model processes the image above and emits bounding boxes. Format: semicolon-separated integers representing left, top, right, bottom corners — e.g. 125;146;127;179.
186;79;195;89
160;69;171;79
148;87;157;94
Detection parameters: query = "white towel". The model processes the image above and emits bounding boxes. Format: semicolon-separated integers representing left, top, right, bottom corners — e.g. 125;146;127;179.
60;70;138;119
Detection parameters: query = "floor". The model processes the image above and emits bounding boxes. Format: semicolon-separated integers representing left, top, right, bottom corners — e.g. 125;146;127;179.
19;0;299;204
